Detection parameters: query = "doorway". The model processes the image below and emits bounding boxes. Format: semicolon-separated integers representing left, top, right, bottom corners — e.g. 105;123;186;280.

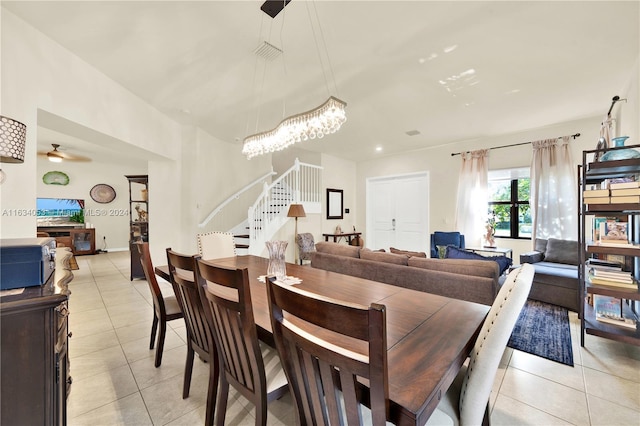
366;172;429;252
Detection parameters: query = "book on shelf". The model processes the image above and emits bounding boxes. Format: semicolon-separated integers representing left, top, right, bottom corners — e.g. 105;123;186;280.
583;189;610;197
610;195;640;204
593;295;638;329
589;269;633;282
609;180;640;190
586;258;623;271
585;197;610;205
588;276;638;289
610;188;640;196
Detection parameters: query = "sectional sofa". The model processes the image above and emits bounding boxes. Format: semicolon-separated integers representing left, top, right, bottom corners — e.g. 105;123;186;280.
310;242;502;306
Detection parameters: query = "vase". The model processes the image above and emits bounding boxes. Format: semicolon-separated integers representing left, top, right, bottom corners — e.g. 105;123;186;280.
265;240;287;281
599;136;640;161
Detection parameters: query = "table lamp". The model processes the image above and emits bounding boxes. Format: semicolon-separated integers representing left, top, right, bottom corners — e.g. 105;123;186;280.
287;204;306;260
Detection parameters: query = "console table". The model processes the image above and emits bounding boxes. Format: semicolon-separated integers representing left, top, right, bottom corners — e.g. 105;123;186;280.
322;232;362;244
466;246;513;259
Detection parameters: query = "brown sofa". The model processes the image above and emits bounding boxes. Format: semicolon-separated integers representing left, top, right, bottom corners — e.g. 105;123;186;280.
310;242;501;306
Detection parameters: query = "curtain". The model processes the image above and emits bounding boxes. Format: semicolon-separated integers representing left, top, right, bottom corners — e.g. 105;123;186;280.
455;149;489;247
595;114;616;161
530;136;577;241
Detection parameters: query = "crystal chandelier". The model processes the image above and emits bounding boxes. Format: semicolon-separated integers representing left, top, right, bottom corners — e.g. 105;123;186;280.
243;1;346;159
242;96;346;159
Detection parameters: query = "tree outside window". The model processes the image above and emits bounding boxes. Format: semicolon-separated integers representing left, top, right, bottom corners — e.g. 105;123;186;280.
488;178;531;239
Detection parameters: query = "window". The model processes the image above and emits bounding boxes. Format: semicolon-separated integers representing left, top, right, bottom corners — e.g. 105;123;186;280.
488;168;531;239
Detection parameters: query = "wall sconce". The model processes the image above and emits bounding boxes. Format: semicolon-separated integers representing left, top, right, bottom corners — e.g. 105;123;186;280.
0;115;27;184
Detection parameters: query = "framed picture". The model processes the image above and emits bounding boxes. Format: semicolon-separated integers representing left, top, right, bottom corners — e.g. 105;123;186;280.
326;188;343;219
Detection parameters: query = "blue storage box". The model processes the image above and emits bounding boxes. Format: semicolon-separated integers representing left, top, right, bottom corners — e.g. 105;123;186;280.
0;238;56;290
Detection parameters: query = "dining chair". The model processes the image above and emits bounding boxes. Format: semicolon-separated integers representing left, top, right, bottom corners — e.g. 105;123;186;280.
136;242;183;368
295;232;315;265
266;276;390;425
196;231;237;260
166;248;218;426
426;263;535;425
195;259;289;426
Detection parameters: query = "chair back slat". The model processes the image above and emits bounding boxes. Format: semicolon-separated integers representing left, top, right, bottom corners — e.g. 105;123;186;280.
196;260;265;397
267;277;389;426
166;248;213;357
136;242;166;316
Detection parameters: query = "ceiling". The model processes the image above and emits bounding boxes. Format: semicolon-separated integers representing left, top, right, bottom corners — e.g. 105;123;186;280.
4;1;639;163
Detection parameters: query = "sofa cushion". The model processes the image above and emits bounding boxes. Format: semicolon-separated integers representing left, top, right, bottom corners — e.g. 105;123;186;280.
408;257;499;280
445;246;512;275
433;232;462;248
389;247;427;258
315;242;361;258
529;262;578;290
543;238;578;265
534;238;548;256
361;248;409;265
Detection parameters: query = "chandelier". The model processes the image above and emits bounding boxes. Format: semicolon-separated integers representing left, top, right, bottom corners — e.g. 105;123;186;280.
243;1;346;159
242;96;346;159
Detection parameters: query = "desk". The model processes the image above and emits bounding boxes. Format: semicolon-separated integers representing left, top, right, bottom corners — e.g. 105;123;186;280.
322;232;362;244
156;255;488;425
466;246;513;259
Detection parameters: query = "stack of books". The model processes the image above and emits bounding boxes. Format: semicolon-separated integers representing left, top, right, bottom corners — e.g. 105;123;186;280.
588;268;637;289
583;188;610;205
610;181;640;204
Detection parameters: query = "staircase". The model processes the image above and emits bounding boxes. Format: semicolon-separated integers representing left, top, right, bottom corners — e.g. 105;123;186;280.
199;159;323;254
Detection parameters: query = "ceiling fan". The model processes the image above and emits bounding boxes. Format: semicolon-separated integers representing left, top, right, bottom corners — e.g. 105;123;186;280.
38;143;91;163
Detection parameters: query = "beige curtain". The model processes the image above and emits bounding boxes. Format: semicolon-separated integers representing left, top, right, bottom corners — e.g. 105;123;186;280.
530;136;577;241
455;149;489;247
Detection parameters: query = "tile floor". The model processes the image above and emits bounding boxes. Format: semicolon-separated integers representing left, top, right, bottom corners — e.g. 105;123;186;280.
67;251;640;425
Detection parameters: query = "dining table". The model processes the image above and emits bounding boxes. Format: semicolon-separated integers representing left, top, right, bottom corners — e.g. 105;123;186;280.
156;255;489;426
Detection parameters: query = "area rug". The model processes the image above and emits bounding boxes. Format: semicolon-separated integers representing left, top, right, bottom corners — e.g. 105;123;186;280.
507;300;574;366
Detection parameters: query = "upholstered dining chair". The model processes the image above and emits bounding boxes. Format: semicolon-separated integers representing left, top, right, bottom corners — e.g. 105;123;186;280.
195;260;289;426
266;276;390;425
295;232;316;265
166;248;218;426
267;263;534;426
196;231;237;260
136;243;183;368
425;263;535;425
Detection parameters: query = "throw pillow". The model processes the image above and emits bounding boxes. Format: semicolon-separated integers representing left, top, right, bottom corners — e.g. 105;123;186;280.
543;238;578;265
315;242;361;258
436;245;448;259
534;238;548;257
445;246;512;275
389;247;427;258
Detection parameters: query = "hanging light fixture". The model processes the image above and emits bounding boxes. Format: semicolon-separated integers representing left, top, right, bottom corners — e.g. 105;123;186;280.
243;0;347;159
0;115;27;185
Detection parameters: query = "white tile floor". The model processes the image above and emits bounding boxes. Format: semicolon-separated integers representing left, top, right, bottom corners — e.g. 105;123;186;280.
67;251;640;425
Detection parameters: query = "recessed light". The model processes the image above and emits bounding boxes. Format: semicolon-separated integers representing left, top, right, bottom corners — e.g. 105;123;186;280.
375;146;383;152
443;45;458;53
405;130;421;136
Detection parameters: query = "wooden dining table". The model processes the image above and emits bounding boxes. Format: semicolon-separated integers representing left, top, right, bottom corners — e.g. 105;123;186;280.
156;255;489;426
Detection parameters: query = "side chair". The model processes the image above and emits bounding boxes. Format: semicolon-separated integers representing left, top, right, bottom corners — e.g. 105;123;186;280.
195;259;289;426
196;231;237;260
295;233;316;265
136;242;183;368
166;248;218;426
266;276;390;425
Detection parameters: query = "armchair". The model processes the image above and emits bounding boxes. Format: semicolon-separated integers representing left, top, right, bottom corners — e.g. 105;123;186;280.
430;231;465;258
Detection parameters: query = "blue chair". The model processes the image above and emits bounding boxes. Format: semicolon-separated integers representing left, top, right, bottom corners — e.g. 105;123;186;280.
430;231;465;258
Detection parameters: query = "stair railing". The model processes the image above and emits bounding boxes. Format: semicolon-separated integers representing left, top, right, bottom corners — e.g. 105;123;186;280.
248;159;323;254
198;169;277;231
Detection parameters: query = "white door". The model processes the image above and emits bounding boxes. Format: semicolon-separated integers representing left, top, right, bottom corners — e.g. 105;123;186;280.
367;173;429;252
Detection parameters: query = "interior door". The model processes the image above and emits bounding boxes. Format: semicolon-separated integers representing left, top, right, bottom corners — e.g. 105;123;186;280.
367;173;429;251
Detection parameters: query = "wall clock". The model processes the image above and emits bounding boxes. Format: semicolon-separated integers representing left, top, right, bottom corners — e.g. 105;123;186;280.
90;184;116;204
43;171;69;185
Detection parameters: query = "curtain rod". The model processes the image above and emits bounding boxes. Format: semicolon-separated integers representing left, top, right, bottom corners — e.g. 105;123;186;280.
450;133;581;157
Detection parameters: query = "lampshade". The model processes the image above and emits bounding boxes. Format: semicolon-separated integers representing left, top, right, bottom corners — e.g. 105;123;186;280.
287;204;306;218
0;115;26;163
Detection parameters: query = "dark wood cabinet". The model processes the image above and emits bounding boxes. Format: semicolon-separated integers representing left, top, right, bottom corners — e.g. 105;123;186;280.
0;268;72;425
126;175;148;280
